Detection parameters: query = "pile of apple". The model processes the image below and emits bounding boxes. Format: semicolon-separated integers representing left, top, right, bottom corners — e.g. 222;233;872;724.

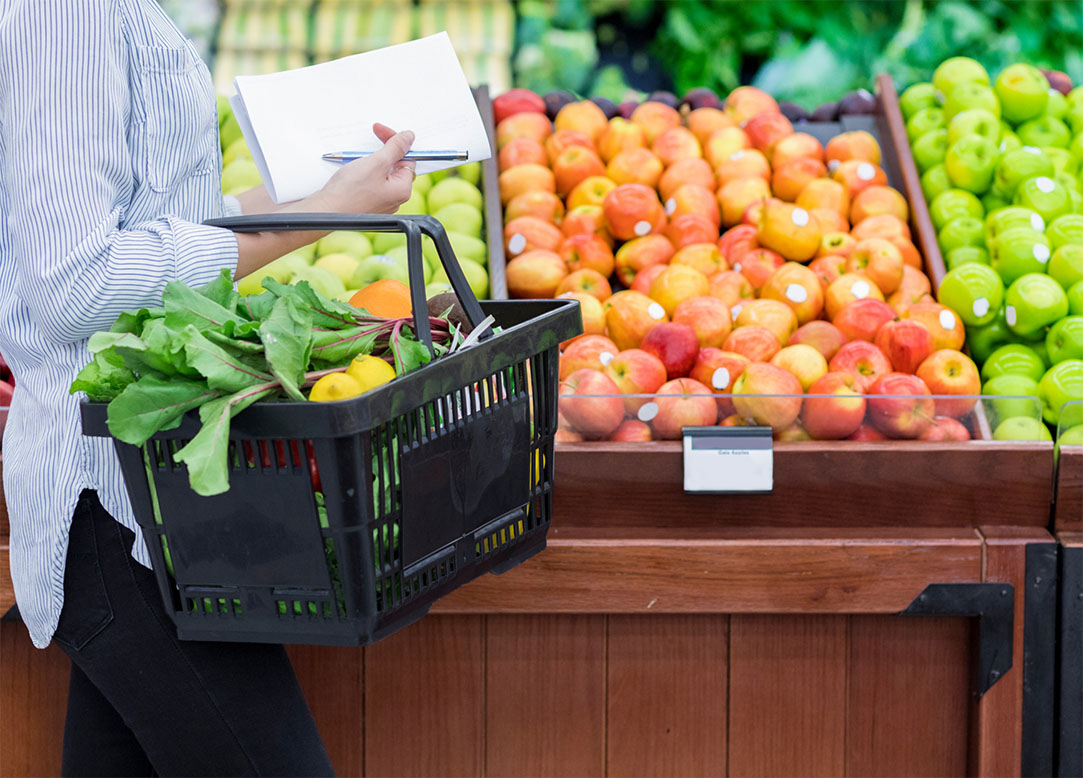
901;58;1083;439
216;96;491;302
492;85;984;443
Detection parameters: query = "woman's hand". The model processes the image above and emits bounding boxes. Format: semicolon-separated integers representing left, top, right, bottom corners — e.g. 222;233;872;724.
312;123;416;214
232;124;415;279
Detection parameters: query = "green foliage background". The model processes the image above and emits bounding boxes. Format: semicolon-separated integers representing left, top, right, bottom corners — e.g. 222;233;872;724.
515;0;1083;105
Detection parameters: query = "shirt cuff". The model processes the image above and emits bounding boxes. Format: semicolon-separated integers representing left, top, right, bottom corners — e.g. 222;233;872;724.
222;194;243;218
170;218;240;288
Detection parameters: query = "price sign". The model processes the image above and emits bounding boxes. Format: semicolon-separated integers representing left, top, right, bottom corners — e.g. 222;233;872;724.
682;427;773;494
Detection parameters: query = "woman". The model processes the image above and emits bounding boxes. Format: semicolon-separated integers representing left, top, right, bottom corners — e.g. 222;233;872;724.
0;1;415;774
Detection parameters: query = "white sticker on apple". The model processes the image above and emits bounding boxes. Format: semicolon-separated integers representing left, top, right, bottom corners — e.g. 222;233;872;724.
785;283;808;303
508;233;527;255
1023;146;1042;154
599;351;615;366
1000;140;1009;152
733;263;742;272
637;402;659;422
972;297;990;318
730;150;745;161
1035;176;1055;193
665;198;677;215
851;280;871;299
712;367;731;390
791;208;810;227
1034;243;1050;263
939;309;956;330
857;163;876;181
828;159;841;173
1006;305;1017;327
731;304;743;320
634;220;653;236
647;302;666;320
1031;214;1045;231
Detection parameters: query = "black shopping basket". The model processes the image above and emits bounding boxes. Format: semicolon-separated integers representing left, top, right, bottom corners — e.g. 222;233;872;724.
80;214;582;646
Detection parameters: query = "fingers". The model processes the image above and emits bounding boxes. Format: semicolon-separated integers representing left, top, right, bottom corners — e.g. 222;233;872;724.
372;123;397;143
369;128;415;168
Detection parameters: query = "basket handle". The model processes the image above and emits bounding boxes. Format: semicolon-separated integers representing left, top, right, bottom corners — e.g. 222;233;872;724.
205;213;489;354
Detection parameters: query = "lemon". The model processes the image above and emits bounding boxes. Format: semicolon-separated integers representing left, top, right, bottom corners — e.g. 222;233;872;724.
346;355;397;393
309;372;365;402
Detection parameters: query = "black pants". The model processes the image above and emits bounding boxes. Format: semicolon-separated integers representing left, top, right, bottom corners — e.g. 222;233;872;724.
53;491;335;777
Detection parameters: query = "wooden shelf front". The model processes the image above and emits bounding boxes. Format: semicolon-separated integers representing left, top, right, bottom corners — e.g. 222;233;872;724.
1055;446;1083;534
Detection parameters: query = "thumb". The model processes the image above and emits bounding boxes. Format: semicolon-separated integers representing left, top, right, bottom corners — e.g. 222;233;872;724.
370;130;414;167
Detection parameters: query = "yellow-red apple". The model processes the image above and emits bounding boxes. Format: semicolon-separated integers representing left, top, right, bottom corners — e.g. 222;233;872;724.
650;378;719;439
874;318;934;374
833;298;896;342
789;320;847;360
732;362;803;431
615;234;675;287
866;372;935;439
506;249;567;298
771;344;829;391
760;262;824;323
603;183;666;241
801;371;867;439
559;368;625;439
499;163;556;204
559;234;614;277
916;349;980;419
604;290;668;350
828;341;893;391
672;296;732;348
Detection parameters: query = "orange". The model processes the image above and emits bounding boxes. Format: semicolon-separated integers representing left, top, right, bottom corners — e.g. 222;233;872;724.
349;279;413;319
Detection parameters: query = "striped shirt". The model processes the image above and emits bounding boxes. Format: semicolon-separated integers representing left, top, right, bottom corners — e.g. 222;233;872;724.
0;0;240;648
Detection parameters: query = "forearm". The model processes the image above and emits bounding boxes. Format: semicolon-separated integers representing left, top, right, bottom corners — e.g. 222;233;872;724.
233;192;335;279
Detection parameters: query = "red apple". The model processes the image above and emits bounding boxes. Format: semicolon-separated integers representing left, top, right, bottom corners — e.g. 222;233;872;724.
640;322;701;379
723;325;781;363
689;347;750;418
832;298;896;342
493;88;546;124
866;372;935;439
789;321;846;361
847;424;887;441
801;371;867;440
732;362;803;431
559;334;620;380
873;319;934;374
603;348;668;414
609;419;653;442
828;341;892;391
559;368;625;439
649;378;719;439
915;349;980;419
918;417;971;441
672;296;733;348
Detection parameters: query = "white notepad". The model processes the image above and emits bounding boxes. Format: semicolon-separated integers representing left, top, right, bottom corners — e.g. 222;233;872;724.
228;32;492;204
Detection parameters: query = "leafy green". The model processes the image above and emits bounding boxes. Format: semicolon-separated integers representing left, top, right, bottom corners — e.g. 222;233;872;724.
259;297;313;402
106;375;219;445
70;349;135;402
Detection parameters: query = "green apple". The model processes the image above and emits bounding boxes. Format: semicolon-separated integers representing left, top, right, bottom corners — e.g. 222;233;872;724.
930;189;984;231
906;108;946;143
1050;244;1083;290
1047;214;1083;250
395;189;428;216
432;202;483;238
982;192;1011;213
981;343;1047;382
372;233;408;255
427;178;483;213
384;246;436;285
413;173;434;196
290;265;346;299
1030;338;1051;366
993;416;1053;441
454;161;482;186
1004;272;1069;337
921;164;952;201
313;252;361;288
990;227;1051;284
1045;89;1068;120
1067;279;1083;314
293;242;318;264
1069;86;1083;111
992;147;1054;199
1044;147;1077;176
219;111;242;150
947;108;1001;146
968;307;1014;363
430;257;489;299
316;231;373;260
354;253;414;287
220;158;261;195
933;57;990;101
1015;175;1072;223
982;374;1041;425
1071;134;1083;170
446;231;487;264
939;216;986;253
985;206;1045;245
419;236;441;271
335;289;361;303
237;252;308;295
945;136;998;193
1070;188;1083;215
1016;116;1072;149
425;281;454;299
998;132;1022;154
912;129;949;173
947;246;991;269
222;137;252;168
900;82;939;119
1047;315;1083;363
938;262;1004;326
1068;103;1083;136
994;63;1049;123
1058;424;1083;448
1038;359;1083;423
944;83;1000;121
216;93;232;129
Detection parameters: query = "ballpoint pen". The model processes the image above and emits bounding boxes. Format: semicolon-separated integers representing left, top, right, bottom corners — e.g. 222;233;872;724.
321;150;469;162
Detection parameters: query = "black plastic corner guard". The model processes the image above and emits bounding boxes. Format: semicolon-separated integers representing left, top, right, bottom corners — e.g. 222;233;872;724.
901;582;1014;698
1022;543;1058;778
1057;544;1083;778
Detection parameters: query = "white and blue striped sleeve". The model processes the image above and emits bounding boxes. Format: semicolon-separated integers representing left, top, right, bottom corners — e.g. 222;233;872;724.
0;0;238;345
